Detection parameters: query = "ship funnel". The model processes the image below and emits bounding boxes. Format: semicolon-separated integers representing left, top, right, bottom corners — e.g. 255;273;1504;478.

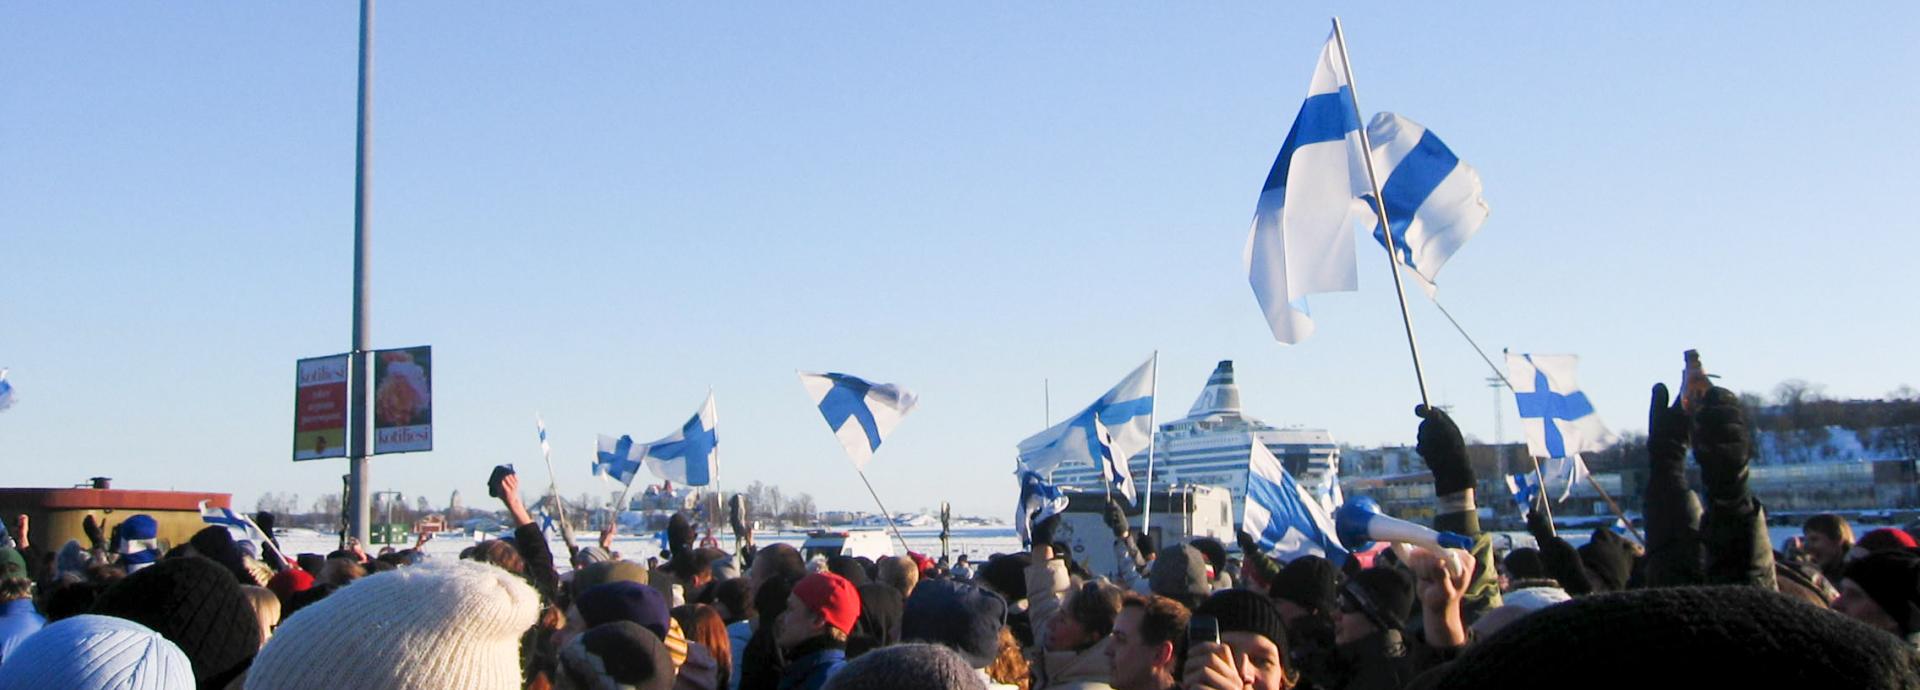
1186;360;1243;418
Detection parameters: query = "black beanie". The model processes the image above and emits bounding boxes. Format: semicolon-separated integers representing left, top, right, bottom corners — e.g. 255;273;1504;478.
1578;530;1633;592
92;555;262;688
1271;555;1339;615
188;526;254;585
1433;586;1920;690
1846;550;1920;636
1190;538;1229;577
1341;567;1415;633
1197;589;1289;658
977;553;1030;602
1503;547;1549;581
667;512;695;553
830;556;873;588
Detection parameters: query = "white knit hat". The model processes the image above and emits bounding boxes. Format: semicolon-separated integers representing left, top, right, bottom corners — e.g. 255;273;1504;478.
244;559;540;690
0;614;195;690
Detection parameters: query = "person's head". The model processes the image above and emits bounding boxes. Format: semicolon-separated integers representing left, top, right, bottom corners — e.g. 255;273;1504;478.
239;584;282;649
778;572;861;652
877;555;920;598
828;556;872;587
555;621;675;690
0;548;30;602
1804;514;1855;566
1149;544;1210;610
1836;550;1920;640
750;543;806;591
985;625;1029;688
320;557;367;588
1194;590;1290;690
1190;538;1229;581
1269;555;1339;626
1045;580;1121;652
1852;528;1919;561
91;555;262;688
1336;567;1414;645
577;581;672;639
819;642;981;690
672;604;732;689
713;577;754;623
1108;592;1189;690
976;553;1031;603
0;615;194;688
466;540;526;577
902;579;1009;669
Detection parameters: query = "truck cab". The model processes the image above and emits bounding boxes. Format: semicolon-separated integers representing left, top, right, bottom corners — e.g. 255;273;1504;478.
800;529;894;560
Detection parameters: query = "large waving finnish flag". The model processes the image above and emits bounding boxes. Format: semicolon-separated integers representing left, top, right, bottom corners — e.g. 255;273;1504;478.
1507;353;1616;502
1017;357;1155;504
1243;440;1348;566
643;393;720;486
1246;31;1369;345
798;372;918;470
1364;113;1490;296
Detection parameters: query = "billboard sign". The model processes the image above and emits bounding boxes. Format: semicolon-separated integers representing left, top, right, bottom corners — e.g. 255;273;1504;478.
373;346;433;454
294;354;350;461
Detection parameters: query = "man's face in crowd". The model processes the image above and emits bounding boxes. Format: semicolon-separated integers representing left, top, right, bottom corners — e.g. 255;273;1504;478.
775;594;824;651
1334;604;1377;646
1221;631;1286;690
1106;607;1168;690
1804;529;1844;566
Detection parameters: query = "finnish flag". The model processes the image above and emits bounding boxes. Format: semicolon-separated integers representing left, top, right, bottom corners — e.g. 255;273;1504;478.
1017;357;1155;504
1507;353;1616;502
1243;440;1348;566
798;372;918;470
1015;469;1070;548
594;434;646;486
1246;31;1369;345
1363;112;1490;296
0;369;13;412
200;501;271;548
642;393;720;486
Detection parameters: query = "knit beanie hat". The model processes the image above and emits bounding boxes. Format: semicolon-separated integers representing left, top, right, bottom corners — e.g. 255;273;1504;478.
820;642;982;690
1150;544;1210;608
0;548;24;581
578;580;672;639
572;546;613;569
1856;529;1919;555
0;615;194;690
244;559;539;690
902;579;1008;669
58;540;94;579
794;572;863;636
1190;538;1229;578
1845;550;1920;636
118;515;162;574
188;527;255;586
1196;589;1289;658
828;556;872;588
91;555;261;688
556;621;675;690
295;553;325;577
1433;586;1920;690
976;553;1030;602
1502;547;1548;581
264;569;314;607
1271;555;1339;615
1576;530;1632;592
1340;567;1415;633
667;513;695;553
573;560;651;598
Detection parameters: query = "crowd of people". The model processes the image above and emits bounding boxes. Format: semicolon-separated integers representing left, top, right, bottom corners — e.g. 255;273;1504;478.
2;379;1920;689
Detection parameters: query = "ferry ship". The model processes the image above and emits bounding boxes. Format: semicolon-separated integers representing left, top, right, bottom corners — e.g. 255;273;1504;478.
1050;360;1340;523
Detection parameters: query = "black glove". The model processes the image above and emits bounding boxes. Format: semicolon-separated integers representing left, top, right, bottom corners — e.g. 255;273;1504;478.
1102;499;1129;538
486;465;516;499
1524;482;1557;539
82;515;106;551
1030;513;1061;548
255;512;278;541
1691;386;1752;500
1647;383;1692;481
1415;405;1474;497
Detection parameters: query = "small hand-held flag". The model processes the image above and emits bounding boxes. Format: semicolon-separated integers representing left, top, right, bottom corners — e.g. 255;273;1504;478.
1506;353;1617;503
1015;470;1070;548
1242;441;1348;566
642;393;719;487
798;372;919;469
594;434;647;487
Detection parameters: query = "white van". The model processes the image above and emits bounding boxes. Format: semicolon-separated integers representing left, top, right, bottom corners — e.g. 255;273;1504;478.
800;529;895;560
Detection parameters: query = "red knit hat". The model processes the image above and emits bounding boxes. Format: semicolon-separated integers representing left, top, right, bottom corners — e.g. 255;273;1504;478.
267;568;315;605
908;551;935;575
1857;528;1918;553
792;572;862;635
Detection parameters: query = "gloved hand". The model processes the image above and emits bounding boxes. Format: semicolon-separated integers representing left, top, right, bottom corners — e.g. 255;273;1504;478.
1691;386;1753;500
82;514;106;551
1415;405;1474;497
1647;383;1691;481
255;512;278;541
1030;513;1061;548
1103;498;1130;538
1525;486;1557;539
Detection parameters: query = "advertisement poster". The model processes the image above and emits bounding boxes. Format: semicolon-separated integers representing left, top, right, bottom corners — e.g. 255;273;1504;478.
294;354;350;461
373;346;433;454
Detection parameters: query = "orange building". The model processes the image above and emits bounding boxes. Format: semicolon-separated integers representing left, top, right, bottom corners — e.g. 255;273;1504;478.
0;482;231;552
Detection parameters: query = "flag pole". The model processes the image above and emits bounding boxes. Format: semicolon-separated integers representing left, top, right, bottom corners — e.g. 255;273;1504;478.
1330;17;1431;409
538;415;579;555
856;469;913;555
1141;351;1159;542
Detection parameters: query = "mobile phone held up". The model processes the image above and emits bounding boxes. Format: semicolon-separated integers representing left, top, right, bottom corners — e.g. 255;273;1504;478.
1188;614;1220;646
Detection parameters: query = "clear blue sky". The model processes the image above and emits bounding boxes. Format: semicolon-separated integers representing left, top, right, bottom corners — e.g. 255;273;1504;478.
4;4;1916;519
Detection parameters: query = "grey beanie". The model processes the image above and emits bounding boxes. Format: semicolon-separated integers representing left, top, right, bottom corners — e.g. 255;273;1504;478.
1150;544;1210;608
821;642;986;690
901;580;1007;669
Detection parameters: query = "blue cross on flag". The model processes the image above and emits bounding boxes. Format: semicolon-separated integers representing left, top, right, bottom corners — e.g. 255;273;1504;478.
1015;469;1070;548
594;434;646;486
798;372;919;470
1017;356;1155;504
642;393;719;487
1507;353;1616;502
1242;440;1348;566
1362;112;1490;297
